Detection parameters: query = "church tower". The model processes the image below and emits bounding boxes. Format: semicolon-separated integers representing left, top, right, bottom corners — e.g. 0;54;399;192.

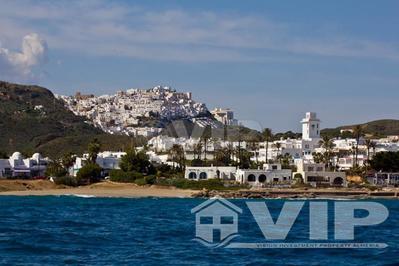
301;112;321;140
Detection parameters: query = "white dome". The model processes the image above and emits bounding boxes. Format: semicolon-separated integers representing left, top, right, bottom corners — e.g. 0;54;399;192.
102;151;112;158
11;152;23;160
32;153;42;160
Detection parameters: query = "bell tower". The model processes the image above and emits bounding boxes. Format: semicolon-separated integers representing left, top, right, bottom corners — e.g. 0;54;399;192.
301;112;321;140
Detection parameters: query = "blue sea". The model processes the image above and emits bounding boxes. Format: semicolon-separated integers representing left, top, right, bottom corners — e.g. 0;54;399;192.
0;196;398;265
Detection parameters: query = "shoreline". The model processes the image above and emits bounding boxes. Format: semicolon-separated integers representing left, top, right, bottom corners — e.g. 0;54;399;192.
0;180;398;199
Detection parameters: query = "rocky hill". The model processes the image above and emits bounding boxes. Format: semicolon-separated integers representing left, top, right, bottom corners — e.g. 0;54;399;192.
58;85;211;136
0;81;144;158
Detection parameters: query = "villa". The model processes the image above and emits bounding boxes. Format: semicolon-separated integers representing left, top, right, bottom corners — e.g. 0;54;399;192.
293;159;347;187
0;152;48;178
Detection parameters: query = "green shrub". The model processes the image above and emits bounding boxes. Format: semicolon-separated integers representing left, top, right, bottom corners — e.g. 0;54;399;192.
76;163;102;185
109;169;143;183
54;176;78;187
134;178;147;186
144;175;156;185
155;178;235;190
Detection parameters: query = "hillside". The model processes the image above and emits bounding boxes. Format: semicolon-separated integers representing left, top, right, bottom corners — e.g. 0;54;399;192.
322;119;399;137
0;81;144;158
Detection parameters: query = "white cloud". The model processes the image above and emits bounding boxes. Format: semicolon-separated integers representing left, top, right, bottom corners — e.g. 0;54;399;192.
0;1;398;63
0;33;48;81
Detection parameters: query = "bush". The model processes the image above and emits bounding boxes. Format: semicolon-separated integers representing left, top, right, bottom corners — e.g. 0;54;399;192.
134;178;147;186
144;175;156;185
156;178;233;190
54;176;78;187
76;163;102;185
109;169;143;183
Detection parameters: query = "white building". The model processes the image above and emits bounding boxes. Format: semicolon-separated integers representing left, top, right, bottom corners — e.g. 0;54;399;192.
184;163;291;187
211;108;238;126
185;166;237;181
236;164;292;186
301;112;322;158
0;152;48;178
293;159;346;187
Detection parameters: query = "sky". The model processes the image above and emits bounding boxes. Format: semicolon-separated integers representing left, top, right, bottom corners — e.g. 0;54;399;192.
0;0;399;132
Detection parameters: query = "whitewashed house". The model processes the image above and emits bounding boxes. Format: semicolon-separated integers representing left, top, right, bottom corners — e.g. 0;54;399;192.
293;159;346;187
0;152;48;178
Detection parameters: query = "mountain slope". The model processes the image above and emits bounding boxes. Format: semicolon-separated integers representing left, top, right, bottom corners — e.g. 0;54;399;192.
0;81;143;158
322;119;399;137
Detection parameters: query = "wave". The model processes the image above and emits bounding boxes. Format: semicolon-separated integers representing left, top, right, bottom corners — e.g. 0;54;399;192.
64;194;96;198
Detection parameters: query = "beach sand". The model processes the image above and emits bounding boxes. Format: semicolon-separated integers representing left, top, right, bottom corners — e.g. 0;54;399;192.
0;180;196;198
0;180;397;199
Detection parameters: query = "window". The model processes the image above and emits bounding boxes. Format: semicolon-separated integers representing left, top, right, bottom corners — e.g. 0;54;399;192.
272;165;278;170
248;174;256;182
188;172;197;179
200;216;213;224
221;216;234;224
199;172;207;180
308;167;314;171
316;167;323;172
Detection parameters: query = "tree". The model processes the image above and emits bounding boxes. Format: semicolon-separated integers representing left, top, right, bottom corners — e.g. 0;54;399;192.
274;142;282;163
214;147;232;166
193;143;203;160
45;160;67;178
319;135;335;170
312;152;324;164
201;125;212;163
353;125;364;167
61;152;76;170
262;128;273;163
249;135;261;166
76;163;102;184
169;144;186;172
88;138;101;163
370;152;399;172
235;148;251;169
120;148;155;175
364;138;375;167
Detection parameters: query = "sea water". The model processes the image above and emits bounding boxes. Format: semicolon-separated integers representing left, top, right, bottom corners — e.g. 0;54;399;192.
0;196;397;265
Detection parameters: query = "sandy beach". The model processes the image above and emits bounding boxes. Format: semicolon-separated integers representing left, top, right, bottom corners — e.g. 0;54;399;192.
0;180;398;199
0;180;196;198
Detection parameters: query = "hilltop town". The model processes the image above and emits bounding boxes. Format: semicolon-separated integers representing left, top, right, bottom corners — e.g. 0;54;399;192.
57;86;210;137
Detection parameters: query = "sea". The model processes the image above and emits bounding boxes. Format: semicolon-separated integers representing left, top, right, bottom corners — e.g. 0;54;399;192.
0;196;397;265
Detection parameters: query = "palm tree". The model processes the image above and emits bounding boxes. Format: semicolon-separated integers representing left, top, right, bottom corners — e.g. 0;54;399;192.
262;128;273;163
365;138;372;164
353;125;364;167
193;142;203;160
169;144;185;171
88;138;101;163
201;125;212;163
370;141;377;158
319;135;335;170
274;142;282;163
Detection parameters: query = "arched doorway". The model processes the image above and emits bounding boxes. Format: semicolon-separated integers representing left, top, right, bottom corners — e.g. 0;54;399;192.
199;172;207;180
333;177;344;186
258;174;267;183
248;174;256;182
188;172;197;179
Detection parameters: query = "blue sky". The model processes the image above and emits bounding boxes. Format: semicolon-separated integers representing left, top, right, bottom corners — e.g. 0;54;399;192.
0;0;399;131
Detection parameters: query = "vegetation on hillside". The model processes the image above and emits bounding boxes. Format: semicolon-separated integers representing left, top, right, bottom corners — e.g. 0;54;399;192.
0;81;146;158
322;119;399;138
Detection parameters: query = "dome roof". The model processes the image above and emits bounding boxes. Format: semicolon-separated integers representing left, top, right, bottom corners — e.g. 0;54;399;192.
11;152;23;160
32;153;42;160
